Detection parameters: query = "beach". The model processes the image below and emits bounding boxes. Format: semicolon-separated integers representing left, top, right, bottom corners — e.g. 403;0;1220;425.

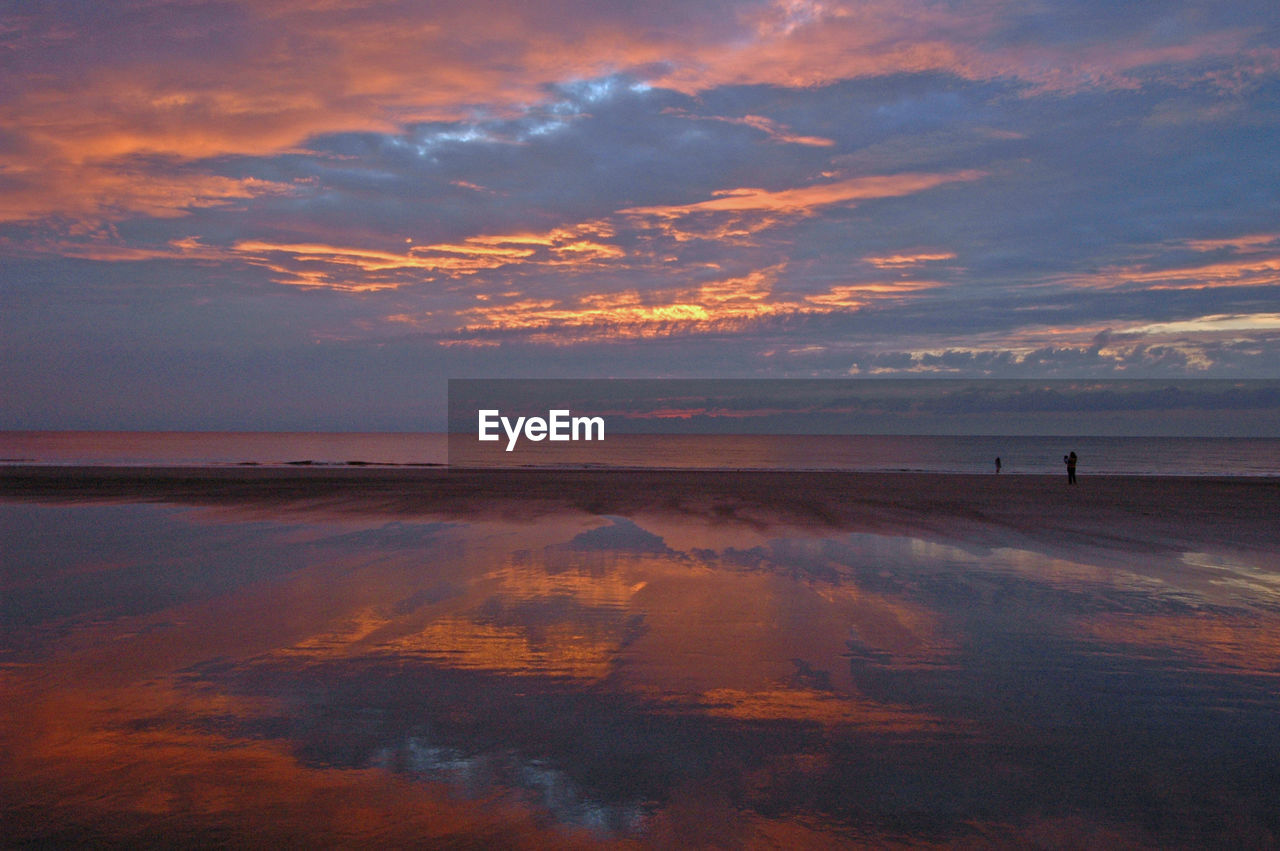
5;465;1278;554
3;467;1279;846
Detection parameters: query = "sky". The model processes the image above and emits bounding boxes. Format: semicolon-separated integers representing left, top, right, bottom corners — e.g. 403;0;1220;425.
448;379;1280;436
2;0;1279;430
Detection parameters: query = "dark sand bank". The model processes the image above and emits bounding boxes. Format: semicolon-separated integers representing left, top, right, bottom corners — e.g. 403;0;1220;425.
4;465;1277;559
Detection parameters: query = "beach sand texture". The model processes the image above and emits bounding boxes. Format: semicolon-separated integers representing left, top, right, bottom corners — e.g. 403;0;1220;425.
5;465;1278;554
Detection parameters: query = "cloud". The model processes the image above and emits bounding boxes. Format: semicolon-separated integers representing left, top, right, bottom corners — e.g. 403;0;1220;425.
126;161;980;296
419;265;949;346
0;163;298;225
624;170;986;217
1125;313;1280;335
5;0;1273;226
665;110;836;146
4;0;1280;428
1183;233;1280;252
865;251;957;269
650;0;1280;96
1060;254;1280;292
440;267;791;344
225;221;626;291
616;170;986;245
8;235;230;264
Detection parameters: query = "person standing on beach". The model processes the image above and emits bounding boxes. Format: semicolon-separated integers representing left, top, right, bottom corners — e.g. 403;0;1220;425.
995;456;1001;474
1065;451;1077;484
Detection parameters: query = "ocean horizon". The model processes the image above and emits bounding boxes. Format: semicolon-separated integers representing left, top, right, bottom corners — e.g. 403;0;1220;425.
2;430;1278;477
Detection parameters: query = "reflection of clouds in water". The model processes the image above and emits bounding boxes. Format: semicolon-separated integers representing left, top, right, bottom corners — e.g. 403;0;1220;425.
373;733;648;837
350;547;653;680
1180;550;1280;606
561;515;674;554
314;519;461;549
6;496;1280;847
268;606;392;661
372;615;625;679
694;686;949;730
487;551;652;609
805;531;1258;617
1076;612;1280;674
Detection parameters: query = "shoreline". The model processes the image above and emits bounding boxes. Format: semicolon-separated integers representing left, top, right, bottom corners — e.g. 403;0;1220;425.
4;465;1277;562
4;460;1278;477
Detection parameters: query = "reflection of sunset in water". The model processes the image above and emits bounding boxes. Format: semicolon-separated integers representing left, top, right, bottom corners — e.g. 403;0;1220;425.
1077;612;1280;673
3;491;1279;847
4;682;593;848
694;687;947;729
376;616;624;680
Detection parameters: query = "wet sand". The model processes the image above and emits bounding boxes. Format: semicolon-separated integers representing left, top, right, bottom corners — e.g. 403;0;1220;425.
4;466;1279;847
4;465;1277;557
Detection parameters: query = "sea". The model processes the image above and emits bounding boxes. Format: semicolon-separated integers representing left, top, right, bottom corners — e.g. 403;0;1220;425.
2;430;1278;476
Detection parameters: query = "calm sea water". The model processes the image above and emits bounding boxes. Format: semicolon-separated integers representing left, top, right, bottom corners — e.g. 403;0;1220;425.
3;431;1279;475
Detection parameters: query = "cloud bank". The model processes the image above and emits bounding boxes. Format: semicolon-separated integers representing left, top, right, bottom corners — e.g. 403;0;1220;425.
2;0;1279;427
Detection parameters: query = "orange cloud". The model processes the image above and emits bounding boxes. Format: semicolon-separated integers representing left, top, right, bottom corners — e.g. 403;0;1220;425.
1037;231;1280;297
452;267;781;337
615;171;984;247
1183;233;1280;252
1062;255;1280;292
0;163;297;225
9;236;230;264
6;0;1266;226
665;109;836;146
735;114;835;146
625;170;985;218
441;266;940;344
865;251;957;268
212;169;972;294
232;223;623;290
804;280;942;308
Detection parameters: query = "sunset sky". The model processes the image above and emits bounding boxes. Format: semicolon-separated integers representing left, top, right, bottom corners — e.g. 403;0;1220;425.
3;0;1279;429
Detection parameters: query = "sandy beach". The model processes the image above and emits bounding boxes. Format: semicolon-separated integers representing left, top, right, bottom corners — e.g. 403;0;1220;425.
4;464;1277;557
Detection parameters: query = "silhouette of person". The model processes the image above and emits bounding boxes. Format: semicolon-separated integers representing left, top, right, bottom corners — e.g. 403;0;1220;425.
995;456;1001;474
1066;451;1077;484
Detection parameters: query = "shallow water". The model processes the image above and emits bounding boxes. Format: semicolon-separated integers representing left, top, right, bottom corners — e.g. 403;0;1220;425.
2;498;1279;847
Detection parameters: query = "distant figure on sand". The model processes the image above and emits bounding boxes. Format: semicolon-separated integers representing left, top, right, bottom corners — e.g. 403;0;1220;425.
995;456;1001;474
1065;451;1077;484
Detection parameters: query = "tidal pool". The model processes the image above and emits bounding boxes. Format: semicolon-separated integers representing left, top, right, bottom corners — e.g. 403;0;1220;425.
2;498;1278;847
